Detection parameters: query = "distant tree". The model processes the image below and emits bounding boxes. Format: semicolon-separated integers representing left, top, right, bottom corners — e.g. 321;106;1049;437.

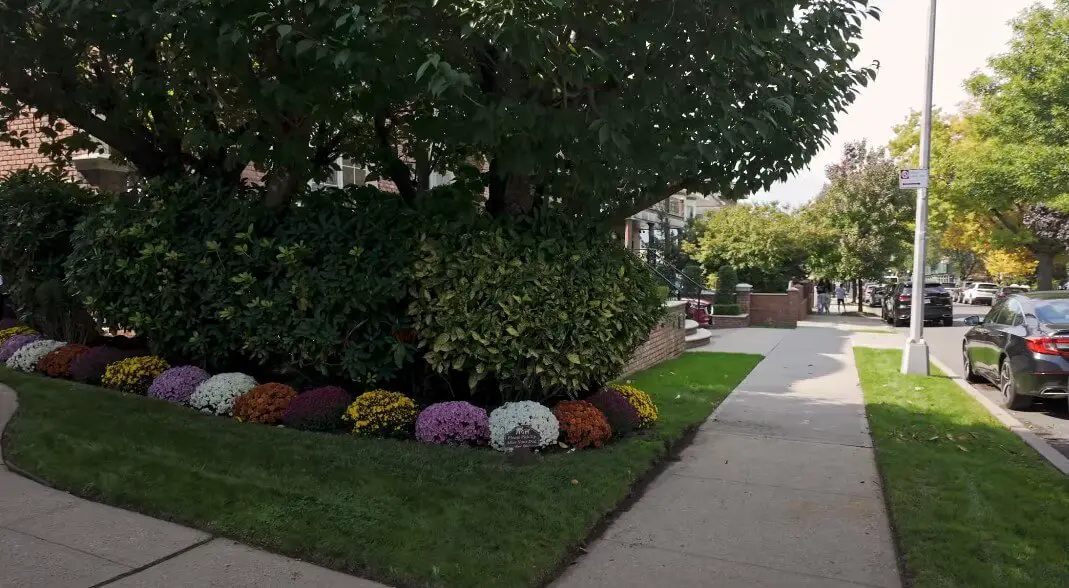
983;248;1039;284
805;141;914;312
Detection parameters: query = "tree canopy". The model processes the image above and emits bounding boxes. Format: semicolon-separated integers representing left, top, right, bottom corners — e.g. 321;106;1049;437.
0;0;881;220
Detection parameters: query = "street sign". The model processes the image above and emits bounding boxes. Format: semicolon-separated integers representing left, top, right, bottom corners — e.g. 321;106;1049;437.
899;168;929;189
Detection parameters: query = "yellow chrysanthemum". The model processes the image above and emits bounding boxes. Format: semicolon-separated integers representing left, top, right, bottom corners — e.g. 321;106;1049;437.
343;390;418;437
611;384;658;428
102;356;170;395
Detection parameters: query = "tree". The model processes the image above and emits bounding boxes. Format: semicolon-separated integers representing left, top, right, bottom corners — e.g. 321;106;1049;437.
0;0;881;220
684;203;815;291
804;141;914;311
937;213;992;281
983;248;1039;283
889;1;1069;289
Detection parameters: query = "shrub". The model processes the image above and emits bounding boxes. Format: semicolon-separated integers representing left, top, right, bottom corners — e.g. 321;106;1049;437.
681;264;704;298
233;383;298;424
716;264;738;306
7;339;66;372
488;401;559;452
189;372;258;416
553;400;612;449
0;325;37;346
36;343;90;378
0;170;101;342
411;214;663;402
102;356;171;395
609;384;658;428
147;366;210;404
0;333;41;362
415;401;490;446
586;387;642;436
69;346;140;385
66;178;417;384
280;386;351;431
714;303;742;315
343;390;418;437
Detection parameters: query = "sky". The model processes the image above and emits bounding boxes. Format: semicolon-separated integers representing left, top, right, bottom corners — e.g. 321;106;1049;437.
751;0;1049;207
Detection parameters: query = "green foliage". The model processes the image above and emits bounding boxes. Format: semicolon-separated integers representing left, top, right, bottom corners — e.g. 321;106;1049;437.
804;141;914;282
715;265;738;304
0;169;101;342
713;303;742;316
410;214;664;402
685;203;813;292
680;264;704;298
0;0;880;219
66;177;416;383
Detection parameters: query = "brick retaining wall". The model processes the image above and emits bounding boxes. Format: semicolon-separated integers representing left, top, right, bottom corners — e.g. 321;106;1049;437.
620;301;686;377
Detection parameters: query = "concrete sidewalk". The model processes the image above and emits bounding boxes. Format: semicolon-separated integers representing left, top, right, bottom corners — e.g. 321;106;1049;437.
557;325;901;588
0;385;384;588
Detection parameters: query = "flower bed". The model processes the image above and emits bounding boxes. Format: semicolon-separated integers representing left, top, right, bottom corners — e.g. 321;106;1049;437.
0;321;660;453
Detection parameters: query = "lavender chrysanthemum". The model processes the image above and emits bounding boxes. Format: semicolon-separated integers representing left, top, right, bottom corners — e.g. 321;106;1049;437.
0;334;41;362
415;401;490;445
147;365;211;404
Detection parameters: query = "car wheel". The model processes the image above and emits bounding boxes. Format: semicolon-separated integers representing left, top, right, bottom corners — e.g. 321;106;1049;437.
1000;359;1032;410
962;346;983;383
942;318;954;327
892;315;906;327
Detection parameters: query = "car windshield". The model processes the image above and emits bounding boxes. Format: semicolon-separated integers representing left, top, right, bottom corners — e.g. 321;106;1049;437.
902;284;946;294
1035;300;1069;324
976;283;998;291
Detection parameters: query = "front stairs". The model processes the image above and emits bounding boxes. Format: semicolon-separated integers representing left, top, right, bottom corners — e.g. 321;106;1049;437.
684;319;712;349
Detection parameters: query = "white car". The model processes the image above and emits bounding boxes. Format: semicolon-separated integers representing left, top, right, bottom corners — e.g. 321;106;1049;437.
963;282;999;305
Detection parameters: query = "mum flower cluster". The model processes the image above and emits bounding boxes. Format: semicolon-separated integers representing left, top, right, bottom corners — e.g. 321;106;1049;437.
147;366;210;404
233;383;298;424
7;339;66;372
35;344;90;378
415;401;490;445
587;387;642;436
188;372;258;415
343;390;418;437
0;333;40;362
0;325;36;345
553;400;612;449
609;384;658;428
102;356;170;394
488;401;559;452
70;347;140;385
280;386;351;431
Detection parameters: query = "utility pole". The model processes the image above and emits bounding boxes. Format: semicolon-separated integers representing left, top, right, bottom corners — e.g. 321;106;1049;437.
902;0;938;375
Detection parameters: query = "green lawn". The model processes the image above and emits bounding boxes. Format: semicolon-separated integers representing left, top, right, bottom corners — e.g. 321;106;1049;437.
854;347;1069;588
1;352;760;588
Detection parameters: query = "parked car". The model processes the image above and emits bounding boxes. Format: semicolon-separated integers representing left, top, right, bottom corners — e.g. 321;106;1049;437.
882;282;954;327
963;282;999;305
962;291;1069;409
864;284;883;307
954;282;974;303
995;285;1028;302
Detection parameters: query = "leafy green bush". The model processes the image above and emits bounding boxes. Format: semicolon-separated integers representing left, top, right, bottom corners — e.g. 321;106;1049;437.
66;177;417;383
410;213;663;402
0;169;102;342
713;303;742;316
716;264;738;306
681;264;704;297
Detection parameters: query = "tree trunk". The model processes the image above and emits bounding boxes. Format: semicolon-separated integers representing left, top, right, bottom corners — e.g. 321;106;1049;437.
1036;249;1056;291
264;167;299;211
856;278;863;314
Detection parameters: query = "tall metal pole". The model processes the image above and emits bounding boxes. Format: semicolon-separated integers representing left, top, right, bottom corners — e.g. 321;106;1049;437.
902;0;938;375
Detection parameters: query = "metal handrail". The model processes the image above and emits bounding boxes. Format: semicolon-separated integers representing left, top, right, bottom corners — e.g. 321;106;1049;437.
641;250;711;312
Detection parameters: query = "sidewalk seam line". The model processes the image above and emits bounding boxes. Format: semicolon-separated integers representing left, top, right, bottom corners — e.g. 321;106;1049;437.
0;525;134;569
667;471;884;498
90;535;216;588
601;538;894;588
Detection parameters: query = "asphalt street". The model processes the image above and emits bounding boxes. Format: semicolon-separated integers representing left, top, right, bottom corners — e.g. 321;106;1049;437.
873;300;1069;458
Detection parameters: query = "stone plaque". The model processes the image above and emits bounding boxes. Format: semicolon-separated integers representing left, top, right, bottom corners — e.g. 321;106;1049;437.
503;424;542;450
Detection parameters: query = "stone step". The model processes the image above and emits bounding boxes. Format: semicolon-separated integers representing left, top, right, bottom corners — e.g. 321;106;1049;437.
685;319;699;335
685;328;712;349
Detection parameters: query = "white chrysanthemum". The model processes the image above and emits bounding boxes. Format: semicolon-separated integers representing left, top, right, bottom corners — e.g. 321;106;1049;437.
188;372;257;415
488;401;559;452
7;339;66;372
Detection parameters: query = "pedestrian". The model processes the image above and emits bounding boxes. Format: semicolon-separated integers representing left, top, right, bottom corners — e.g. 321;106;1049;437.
815;282;827;314
835;283;847;314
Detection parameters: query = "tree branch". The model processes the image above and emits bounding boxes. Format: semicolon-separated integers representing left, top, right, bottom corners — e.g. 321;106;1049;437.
600;178;695;225
373;114;416;204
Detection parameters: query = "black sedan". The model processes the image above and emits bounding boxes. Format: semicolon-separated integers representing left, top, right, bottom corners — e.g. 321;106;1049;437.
882;282;954;327
963;291;1069;409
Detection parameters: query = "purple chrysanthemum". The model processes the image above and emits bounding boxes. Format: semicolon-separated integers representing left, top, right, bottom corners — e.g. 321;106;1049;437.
587;388;642;436
280;386;351;431
415;401;490;446
69;346;140;385
0;334;41;362
147;365;211;404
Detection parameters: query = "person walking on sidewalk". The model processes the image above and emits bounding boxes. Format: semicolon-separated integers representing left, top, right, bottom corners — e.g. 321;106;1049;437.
835;283;847;313
816;282;828;314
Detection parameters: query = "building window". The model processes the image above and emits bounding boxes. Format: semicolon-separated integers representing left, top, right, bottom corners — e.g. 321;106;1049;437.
319;158;366;188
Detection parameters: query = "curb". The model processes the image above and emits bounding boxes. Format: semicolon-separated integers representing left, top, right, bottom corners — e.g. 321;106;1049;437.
928;355;1069;477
